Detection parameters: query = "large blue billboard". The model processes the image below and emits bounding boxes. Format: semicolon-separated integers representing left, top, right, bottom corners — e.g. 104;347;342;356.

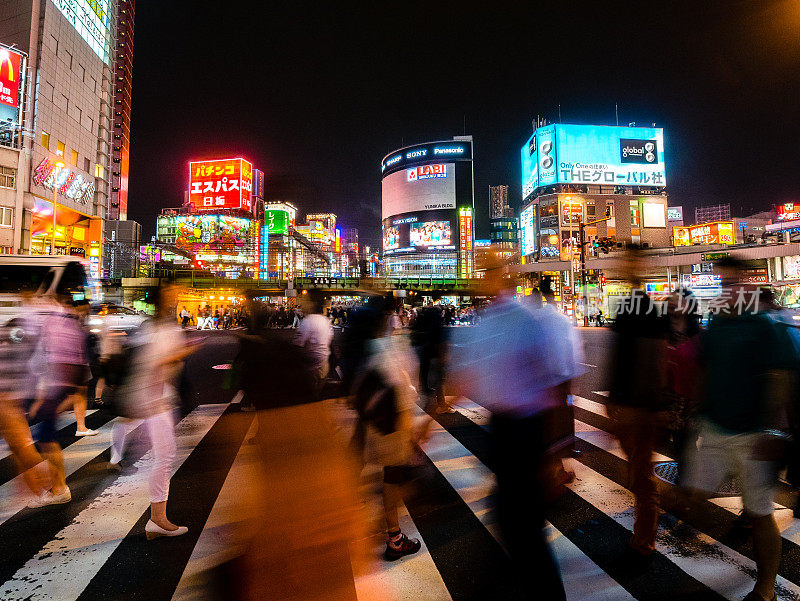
521;124;666;201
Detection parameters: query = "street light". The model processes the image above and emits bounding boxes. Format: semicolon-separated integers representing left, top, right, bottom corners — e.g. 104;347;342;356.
52;161;64;255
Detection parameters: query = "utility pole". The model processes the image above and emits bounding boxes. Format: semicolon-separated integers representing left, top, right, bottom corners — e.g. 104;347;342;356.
579;207;613;327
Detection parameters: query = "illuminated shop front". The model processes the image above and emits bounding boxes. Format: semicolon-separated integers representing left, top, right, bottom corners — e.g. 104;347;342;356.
30;197;103;276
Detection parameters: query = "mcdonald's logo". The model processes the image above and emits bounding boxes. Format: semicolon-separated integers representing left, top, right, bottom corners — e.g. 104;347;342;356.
0;47;22;109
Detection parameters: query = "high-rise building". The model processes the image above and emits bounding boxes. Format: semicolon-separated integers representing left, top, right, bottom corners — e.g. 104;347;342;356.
489;184;512;219
110;0;134;220
0;0;130;276
380;136;474;277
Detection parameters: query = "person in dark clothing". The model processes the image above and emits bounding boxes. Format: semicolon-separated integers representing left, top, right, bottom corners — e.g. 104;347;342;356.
410;303;450;416
687;260;798;601
608;247;670;566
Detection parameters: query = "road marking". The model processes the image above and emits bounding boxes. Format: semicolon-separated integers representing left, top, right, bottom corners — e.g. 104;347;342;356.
580;362;598;368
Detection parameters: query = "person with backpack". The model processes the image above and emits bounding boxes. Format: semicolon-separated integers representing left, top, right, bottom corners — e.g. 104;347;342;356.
108;284;193;539
351;295;424;561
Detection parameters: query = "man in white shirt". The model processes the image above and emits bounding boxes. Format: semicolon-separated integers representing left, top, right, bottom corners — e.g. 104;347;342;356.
295;291;333;395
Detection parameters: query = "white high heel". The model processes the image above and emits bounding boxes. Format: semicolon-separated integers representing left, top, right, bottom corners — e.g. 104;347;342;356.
145;519;188;540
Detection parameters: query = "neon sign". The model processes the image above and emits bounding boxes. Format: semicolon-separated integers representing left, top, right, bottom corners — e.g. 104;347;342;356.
32;158;95;204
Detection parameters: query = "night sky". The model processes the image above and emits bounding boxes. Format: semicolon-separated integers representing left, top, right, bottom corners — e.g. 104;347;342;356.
127;1;800;246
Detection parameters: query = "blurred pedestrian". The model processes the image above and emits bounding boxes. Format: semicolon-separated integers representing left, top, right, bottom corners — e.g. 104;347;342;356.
28;291;91;507
448;260;583;600
295;290;333;396
180;306;191;328
109;284;193;539
70;300;98;436
607;246;670;567
351;295;423;561
0;307;50;499
410;301;451;417
665;288;702;484
228;299;366;601
686;258;798;601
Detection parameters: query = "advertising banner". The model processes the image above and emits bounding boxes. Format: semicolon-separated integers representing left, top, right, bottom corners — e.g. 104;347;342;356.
189;158;253;212
519;204;536;256
175;214;257;263
673;221;735;246
521;124;666;197
459;207;473;278
381;162;456;220
555;125;665;187
264;209;289;236
777;203;800;221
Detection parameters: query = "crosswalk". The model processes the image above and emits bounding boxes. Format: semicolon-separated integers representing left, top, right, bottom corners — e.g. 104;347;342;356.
3;393;800;600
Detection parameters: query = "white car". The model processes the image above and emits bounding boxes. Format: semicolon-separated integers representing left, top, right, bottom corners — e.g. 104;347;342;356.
89;303;149;333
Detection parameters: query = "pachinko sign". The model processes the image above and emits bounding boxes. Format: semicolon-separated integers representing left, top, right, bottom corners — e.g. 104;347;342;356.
32;157;95;204
188;158;253;212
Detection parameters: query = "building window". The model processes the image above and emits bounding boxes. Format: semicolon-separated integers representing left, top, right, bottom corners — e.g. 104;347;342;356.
41;131;50;149
84;157;90;172
0;207;13;228
57;140;65;157
71;150;78;166
0;167;16;189
630;201;640;227
64;50;73;70
95;164;105;179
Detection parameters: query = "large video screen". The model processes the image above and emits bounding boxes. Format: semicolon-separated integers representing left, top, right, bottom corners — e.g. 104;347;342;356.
521;124;666;197
382;162;456;220
410;221;452;247
381;209;458;254
383;225;400;250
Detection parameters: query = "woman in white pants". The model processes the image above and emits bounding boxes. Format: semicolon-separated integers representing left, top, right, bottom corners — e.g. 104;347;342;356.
111;285;192;539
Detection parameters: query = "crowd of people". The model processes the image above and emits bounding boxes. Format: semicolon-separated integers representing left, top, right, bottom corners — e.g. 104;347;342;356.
180;305;248;330
2;248;799;601
0;283;192;538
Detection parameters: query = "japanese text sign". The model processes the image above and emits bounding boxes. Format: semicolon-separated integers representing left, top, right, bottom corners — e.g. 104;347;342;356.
189;158;253;212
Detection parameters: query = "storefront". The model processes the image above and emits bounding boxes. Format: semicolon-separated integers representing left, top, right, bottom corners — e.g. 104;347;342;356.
30;196;103;278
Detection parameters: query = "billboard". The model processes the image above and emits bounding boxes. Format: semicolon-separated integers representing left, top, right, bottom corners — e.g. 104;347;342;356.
0;46;24;148
777;203;800;221
32;157;95;204
673;221;735;246
265;209;289;235
53;0;113;64
383;225;400;250
519;204;536;256
381;162;456;220
252;169;265;199
667;206;684;222
521;124;666;199
189;158;253;212
175;214;257;263
459;207;473;278
411;221;452;247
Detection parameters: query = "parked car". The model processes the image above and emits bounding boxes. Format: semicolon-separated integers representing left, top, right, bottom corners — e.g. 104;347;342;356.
88;303;149;333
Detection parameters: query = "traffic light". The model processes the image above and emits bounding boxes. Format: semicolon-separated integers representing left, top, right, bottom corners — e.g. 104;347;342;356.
605;206;612;218
597;237;614;254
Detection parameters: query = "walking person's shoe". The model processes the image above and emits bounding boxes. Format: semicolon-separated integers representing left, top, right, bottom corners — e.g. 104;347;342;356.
145;520;188;540
383;530;421;561
28;487;71;508
76;428;98;437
